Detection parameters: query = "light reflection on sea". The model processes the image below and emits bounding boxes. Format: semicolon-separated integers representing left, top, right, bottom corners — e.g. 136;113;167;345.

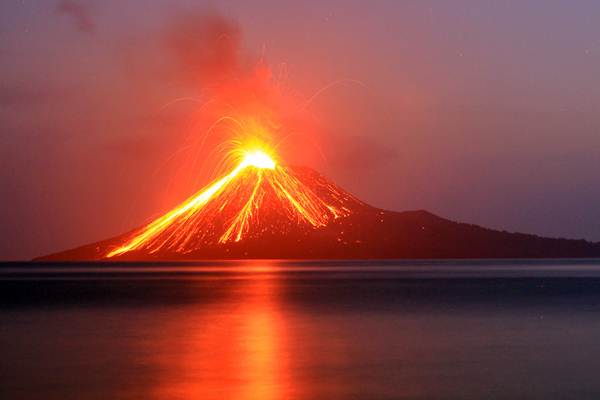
2;259;600;399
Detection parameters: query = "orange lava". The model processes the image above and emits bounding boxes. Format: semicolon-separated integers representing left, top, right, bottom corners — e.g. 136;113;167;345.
106;147;350;258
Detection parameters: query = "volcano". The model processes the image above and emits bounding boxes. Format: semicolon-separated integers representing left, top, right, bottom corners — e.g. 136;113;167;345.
40;150;600;260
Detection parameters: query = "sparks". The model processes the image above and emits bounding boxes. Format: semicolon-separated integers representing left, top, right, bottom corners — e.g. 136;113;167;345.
105;143;352;258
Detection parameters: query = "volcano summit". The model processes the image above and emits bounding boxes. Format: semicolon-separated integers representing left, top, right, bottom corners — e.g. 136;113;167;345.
41;149;600;260
104;149;362;258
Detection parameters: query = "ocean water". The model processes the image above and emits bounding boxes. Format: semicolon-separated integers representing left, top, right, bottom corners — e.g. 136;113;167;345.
2;260;600;400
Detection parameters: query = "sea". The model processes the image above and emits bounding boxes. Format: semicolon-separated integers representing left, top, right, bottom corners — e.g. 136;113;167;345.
2;259;600;400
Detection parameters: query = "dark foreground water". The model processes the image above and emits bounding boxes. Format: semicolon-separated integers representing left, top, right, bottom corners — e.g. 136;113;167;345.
2;260;600;400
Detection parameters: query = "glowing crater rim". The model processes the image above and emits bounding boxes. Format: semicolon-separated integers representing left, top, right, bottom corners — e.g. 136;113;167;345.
241;150;276;170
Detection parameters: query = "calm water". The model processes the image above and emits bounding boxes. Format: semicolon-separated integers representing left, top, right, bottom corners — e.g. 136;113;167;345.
2;260;600;399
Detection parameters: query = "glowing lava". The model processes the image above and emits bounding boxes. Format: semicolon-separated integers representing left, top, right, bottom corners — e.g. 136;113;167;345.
241;150;276;170
106;146;356;258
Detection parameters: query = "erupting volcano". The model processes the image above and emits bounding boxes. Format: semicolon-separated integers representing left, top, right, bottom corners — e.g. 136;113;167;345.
41;141;600;260
105;146;361;259
35;30;600;261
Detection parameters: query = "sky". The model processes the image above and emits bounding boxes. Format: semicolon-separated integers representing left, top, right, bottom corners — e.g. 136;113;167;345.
1;0;600;260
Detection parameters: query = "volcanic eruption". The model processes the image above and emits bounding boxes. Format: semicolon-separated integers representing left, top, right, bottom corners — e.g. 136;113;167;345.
41;139;600;260
105;145;361;259
36;14;600;261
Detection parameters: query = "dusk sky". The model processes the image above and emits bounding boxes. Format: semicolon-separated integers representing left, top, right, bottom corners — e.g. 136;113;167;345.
1;0;600;259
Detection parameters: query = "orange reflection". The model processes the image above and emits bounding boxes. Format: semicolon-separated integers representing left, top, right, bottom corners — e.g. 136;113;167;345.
146;270;291;400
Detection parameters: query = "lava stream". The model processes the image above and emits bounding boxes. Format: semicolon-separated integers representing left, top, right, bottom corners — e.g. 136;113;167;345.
106;149;351;258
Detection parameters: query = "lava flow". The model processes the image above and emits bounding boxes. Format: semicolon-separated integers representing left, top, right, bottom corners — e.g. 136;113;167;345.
106;145;359;258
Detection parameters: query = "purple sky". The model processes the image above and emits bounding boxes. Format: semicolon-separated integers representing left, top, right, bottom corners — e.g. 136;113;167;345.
1;0;600;259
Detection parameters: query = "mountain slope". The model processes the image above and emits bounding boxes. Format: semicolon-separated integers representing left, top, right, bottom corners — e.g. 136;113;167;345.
39;165;600;260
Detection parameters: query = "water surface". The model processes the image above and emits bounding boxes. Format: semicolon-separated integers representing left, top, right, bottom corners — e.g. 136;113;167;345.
2;260;600;399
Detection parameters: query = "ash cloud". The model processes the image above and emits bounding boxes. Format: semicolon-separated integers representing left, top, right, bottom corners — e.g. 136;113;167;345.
164;12;242;87
56;0;95;34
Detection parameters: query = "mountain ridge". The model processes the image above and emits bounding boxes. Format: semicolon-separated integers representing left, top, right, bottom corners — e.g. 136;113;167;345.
37;165;600;261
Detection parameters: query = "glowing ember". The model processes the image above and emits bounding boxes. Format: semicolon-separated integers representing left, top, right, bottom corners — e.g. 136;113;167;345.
105;143;355;258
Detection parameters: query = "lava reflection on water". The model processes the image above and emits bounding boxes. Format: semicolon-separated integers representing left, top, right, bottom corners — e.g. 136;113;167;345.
147;269;291;400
